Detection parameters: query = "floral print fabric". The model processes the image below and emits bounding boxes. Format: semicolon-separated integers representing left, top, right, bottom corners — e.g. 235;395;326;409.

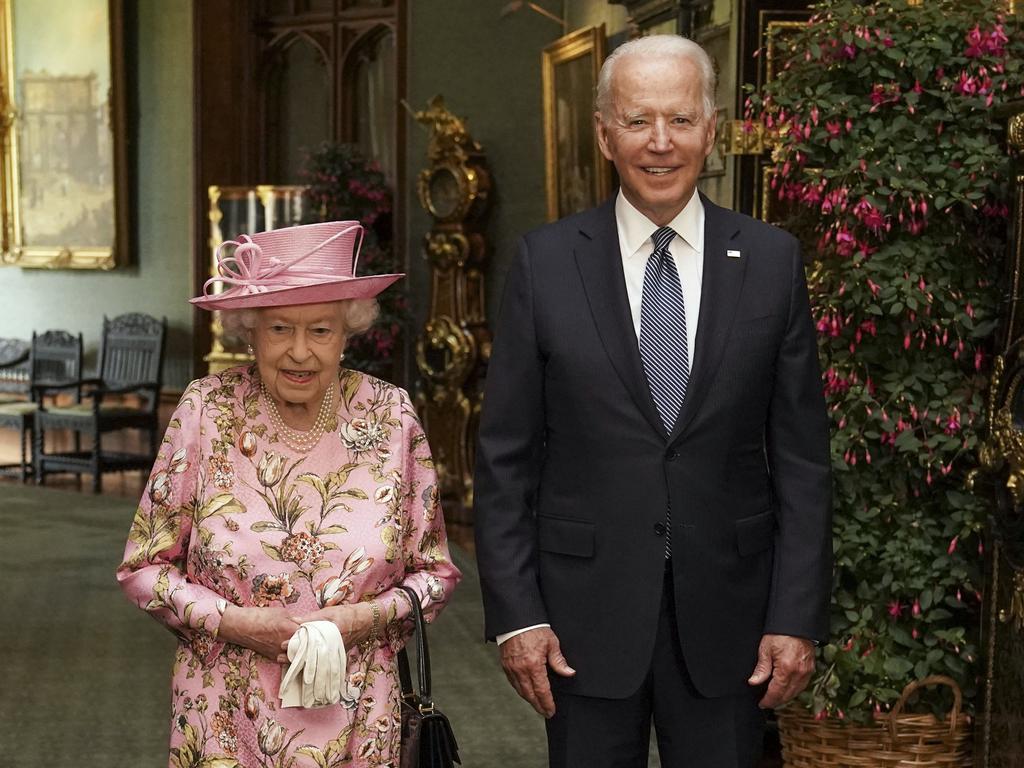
117;365;461;768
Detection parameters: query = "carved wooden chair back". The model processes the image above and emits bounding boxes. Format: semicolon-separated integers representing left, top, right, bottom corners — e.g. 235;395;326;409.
98;313;167;411
0;338;31;398
31;330;83;395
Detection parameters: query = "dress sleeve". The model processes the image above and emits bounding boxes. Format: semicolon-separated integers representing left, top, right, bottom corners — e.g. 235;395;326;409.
376;389;462;650
116;381;225;651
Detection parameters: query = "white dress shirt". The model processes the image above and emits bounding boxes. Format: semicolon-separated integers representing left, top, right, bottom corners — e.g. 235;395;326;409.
496;190;705;646
617;189;704;353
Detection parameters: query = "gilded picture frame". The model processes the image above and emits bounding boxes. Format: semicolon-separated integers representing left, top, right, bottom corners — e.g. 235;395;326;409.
542;25;611;222
700;106;728;179
0;0;128;269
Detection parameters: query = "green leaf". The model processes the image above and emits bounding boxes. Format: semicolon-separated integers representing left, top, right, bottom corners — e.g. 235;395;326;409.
250;521;283;533
261;542;284;562
197;494;245;523
883;657;914;678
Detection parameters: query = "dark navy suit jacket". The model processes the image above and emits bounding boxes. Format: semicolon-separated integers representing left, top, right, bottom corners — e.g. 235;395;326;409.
474;195;832;699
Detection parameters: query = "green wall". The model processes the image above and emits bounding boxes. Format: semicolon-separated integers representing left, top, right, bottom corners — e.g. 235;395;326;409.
403;0;564;340
0;0;194;389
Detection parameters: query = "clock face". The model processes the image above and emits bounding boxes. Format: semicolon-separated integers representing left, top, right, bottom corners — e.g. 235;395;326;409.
427;167;463;220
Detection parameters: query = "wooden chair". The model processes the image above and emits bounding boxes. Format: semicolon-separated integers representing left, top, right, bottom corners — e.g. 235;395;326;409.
0;331;83;481
34;313;166;493
0;338;31;405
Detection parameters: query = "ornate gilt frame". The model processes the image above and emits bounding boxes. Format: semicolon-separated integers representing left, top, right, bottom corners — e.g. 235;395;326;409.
0;0;128;269
542;25;610;222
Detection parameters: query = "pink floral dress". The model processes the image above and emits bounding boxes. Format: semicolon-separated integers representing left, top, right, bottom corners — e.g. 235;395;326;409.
117;365;461;768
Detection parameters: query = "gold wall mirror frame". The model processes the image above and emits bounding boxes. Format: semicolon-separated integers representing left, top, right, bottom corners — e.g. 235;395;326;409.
0;0;128;270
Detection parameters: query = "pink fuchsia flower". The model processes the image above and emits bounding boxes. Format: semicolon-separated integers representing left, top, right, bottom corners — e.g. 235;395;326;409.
912;600;921;616
965;24;1008;58
852;199;885;232
948;535;959;555
945;410;961;435
888;600;903;617
825;121;842;138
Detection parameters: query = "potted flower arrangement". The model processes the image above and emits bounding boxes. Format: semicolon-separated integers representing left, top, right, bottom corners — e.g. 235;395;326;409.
301;142;408;381
746;0;1023;741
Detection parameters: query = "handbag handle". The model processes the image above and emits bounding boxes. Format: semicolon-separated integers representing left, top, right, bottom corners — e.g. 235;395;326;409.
396;584;432;704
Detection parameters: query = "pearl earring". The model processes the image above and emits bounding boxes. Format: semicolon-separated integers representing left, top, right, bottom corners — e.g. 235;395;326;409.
339;352;346;362
247;344;254;356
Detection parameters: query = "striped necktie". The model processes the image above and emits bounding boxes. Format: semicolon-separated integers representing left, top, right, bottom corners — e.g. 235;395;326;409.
639;226;689;558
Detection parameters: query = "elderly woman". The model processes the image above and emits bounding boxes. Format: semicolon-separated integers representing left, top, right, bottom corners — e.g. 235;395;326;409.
117;221;461;767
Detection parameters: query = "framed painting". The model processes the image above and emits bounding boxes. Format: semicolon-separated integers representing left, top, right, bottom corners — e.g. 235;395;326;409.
0;0;128;269
700;106;728;178
542;25;611;222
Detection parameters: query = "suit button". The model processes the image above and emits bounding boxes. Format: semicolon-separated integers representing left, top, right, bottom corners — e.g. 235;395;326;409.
666;450;679;461
654;522;666;536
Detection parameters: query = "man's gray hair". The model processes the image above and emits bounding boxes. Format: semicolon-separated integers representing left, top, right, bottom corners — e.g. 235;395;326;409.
595;35;717;121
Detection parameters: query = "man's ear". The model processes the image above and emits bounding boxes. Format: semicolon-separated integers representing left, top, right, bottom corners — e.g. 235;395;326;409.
594;111;614;162
703;108;718;159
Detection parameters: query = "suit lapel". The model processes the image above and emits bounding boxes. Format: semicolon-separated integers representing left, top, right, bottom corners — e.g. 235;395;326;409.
668;196;747;445
574;200;666;438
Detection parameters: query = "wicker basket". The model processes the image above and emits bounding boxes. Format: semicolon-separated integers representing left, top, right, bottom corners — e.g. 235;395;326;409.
777;675;973;767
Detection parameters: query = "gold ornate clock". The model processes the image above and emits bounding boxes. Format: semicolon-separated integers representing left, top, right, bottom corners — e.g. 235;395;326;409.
413;96;492;522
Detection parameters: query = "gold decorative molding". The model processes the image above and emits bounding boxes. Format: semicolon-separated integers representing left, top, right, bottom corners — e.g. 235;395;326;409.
413;97;491;519
0;0;128;270
997;569;1024;632
967;357;1024;504
1009;113;1024;151
723;120;766;156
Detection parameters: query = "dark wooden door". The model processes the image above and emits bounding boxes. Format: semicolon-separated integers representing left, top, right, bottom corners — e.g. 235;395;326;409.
733;0;813;219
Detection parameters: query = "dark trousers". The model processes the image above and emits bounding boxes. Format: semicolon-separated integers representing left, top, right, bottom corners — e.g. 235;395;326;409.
545;564;765;768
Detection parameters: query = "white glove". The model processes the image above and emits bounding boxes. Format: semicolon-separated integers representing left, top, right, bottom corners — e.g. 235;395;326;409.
280;620;348;709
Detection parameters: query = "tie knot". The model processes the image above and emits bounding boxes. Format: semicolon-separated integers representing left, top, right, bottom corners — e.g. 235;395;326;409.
651;227;676;255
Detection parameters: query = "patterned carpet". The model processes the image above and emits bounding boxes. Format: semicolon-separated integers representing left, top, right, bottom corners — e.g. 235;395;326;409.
0;483;546;767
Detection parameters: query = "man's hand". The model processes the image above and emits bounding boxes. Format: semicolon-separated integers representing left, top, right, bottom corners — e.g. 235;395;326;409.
748;634;816;708
500;627;576;718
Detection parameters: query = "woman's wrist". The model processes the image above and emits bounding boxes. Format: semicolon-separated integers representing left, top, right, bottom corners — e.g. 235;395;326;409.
365;600;381;646
217;604;240;644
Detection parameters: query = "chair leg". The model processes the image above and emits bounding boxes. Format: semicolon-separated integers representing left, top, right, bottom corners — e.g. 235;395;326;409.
34;422;44;485
91;430;101;494
19;422;29;483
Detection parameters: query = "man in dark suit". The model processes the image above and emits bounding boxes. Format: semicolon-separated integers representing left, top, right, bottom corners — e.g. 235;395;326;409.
474;34;832;767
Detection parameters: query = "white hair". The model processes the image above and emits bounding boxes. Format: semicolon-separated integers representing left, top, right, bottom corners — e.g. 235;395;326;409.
595;34;717;121
219;299;379;343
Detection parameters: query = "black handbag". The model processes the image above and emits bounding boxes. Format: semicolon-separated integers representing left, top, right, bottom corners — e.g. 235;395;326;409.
396;585;461;768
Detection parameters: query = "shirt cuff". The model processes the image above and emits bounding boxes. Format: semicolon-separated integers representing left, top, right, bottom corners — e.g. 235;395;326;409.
496;623;551;645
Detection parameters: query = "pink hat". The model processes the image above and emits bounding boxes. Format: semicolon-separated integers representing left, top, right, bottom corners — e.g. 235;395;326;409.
190;221;403;311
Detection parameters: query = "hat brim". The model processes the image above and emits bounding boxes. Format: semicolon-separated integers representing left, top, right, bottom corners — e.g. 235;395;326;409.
190;274;404;311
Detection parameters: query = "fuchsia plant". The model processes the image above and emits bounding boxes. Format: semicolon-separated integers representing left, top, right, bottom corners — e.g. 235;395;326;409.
747;0;1023;722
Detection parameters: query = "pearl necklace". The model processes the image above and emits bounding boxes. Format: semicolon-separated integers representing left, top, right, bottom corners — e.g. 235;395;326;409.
260;380;335;453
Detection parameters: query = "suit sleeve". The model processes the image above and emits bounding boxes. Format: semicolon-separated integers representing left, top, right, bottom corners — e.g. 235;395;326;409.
473;238;549;640
763;237;833;643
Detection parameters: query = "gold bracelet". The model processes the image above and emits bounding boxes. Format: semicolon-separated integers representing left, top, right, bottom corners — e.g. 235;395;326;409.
367;601;381;645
